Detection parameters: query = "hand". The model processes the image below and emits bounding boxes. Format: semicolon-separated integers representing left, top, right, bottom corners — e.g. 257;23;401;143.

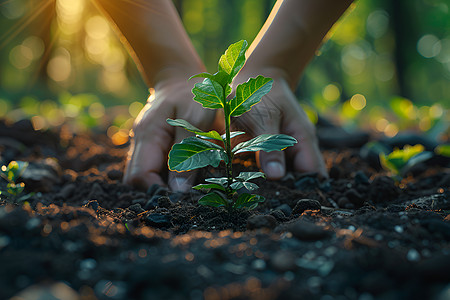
123;76;219;192
232;71;327;179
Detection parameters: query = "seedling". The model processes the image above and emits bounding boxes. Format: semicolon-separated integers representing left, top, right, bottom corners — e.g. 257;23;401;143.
166;40;297;210
0;161;33;204
435;144;450;157
380;144;433;180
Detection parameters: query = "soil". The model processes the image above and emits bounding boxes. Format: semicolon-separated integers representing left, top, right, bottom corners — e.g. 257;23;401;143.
0;118;449;300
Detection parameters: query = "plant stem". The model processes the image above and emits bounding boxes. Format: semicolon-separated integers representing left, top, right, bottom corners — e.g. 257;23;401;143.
223;101;233;201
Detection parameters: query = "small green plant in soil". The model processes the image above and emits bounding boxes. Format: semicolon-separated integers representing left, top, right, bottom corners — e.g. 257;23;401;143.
380;144;433;180
166;40;297;211
0;161;33;204
435;144;450;157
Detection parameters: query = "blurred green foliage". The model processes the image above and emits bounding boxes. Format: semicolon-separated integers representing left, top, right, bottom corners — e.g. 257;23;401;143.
0;0;448;141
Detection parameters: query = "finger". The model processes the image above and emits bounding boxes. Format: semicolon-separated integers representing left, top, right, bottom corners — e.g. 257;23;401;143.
123;132;171;189
168;126;197;192
286;128;328;178
257;150;286;180
249;109;286;180
123;103;173;190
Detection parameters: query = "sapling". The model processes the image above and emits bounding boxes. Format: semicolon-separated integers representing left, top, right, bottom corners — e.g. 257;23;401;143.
166;40;297;211
379;144;433;180
0;160;33;204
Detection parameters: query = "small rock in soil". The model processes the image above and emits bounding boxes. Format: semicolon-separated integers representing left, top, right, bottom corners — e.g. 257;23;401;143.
270;209;287;222
271;250;297;272
289;220;330;241
295;176;320;191
276;204;292;217
292;199;321;215
146;213;172;228
128;203;145;214
107;169;123;180
157;196;173;208
247;215;277;230
131;198;147;206
21;159;61;192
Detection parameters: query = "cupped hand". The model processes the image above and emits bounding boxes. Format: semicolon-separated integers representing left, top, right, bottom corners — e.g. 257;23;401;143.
231;71;327;179
123;77;219;192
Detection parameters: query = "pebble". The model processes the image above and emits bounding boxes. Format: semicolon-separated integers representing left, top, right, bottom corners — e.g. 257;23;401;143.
157;196;173;208
289;220;330;241
295;176;319;191
146;213;172;228
247;215;277;230
292;199;321;215
276;204;292;217
128;203;145;214
107;169;123;180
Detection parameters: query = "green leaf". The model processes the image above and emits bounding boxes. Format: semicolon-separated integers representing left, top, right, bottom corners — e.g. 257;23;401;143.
230;181;259;191
233;134;298;154
229;76;273;117
435;144;450;157
192;183;226;192
190;70;229;88
7;182;24;196
1;161;28;182
218;40;248;83
205;177;229;186
167;119;222;141
168;137;227;171
222;131;246;140
233;193;265;209
192;78;224;109
236;171;266;181
199;192;229;208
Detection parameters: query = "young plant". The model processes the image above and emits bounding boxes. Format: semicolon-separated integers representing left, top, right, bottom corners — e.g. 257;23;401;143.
166;40;297;211
380;144;433;180
0;160;33;204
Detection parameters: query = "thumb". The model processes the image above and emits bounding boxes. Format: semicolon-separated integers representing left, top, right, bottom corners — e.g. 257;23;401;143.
257;148;286;180
254;117;286;180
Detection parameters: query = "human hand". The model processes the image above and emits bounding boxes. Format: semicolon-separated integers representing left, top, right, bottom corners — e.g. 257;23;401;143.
123;77;219;192
231;71;327;179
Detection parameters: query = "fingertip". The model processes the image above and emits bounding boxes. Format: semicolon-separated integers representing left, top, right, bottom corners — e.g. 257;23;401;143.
263;161;285;180
259;151;286;180
123;172;166;191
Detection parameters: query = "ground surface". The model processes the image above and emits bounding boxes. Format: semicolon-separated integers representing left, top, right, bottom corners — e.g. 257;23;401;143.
0;119;449;300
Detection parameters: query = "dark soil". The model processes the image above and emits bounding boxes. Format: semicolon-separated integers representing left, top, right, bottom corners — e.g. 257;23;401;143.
0;119;449;300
